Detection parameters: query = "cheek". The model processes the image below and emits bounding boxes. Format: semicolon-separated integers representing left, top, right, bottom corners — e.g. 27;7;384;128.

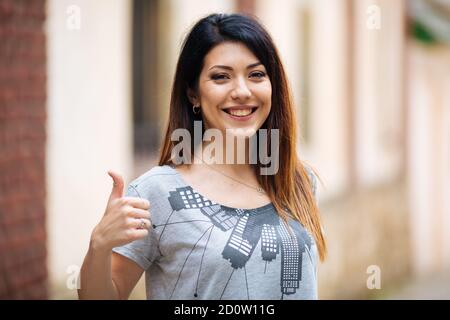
201;85;229;106
198;86;227;127
255;83;272;107
254;84;272;122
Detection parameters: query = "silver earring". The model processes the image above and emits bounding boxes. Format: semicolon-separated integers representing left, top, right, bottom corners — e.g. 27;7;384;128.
193;104;201;115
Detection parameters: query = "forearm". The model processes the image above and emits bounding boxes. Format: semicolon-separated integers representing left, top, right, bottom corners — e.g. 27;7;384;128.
77;241;119;300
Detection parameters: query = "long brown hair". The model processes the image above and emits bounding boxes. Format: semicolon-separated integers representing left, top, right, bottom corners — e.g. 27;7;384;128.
158;13;326;261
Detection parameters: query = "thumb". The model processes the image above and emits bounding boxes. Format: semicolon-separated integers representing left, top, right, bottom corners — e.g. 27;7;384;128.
107;170;124;202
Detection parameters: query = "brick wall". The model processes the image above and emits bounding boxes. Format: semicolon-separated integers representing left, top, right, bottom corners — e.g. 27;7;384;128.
0;0;47;299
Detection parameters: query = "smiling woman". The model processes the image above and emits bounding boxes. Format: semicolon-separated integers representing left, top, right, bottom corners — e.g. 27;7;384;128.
189;41;272;132
78;13;326;301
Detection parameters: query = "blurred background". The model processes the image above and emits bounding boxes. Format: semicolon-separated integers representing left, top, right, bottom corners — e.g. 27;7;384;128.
0;0;449;299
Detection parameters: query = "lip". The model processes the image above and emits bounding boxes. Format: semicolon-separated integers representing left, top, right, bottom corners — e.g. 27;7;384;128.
221;105;258;122
222;105;258;111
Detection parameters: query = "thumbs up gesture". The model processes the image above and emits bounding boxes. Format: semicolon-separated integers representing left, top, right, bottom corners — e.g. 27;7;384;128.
90;171;151;252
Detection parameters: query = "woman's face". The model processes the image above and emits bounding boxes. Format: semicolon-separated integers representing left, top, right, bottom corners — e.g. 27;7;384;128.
190;41;272;136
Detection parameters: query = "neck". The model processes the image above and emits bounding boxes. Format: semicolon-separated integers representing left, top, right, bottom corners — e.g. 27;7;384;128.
192;139;256;179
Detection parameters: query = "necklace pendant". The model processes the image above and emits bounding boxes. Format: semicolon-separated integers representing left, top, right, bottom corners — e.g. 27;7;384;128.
257;186;265;194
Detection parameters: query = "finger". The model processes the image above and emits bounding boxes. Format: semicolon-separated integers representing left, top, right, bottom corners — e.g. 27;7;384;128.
126;228;149;241
122;197;150;210
131;229;149;240
130;217;151;230
128;208;151;220
107;170;124;202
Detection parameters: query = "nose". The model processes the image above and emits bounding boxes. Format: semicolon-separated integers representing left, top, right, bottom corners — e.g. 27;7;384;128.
230;78;251;100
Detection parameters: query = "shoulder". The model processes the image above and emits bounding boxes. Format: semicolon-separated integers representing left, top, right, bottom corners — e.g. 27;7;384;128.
130;164;175;185
126;164;178;199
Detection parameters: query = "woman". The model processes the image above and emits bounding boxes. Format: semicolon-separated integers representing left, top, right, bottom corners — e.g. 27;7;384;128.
78;13;326;300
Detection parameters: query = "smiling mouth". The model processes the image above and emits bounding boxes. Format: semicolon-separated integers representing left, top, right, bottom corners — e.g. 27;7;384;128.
222;107;258;117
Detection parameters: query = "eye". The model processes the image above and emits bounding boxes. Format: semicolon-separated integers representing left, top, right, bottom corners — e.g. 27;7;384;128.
249;71;266;79
210;73;230;81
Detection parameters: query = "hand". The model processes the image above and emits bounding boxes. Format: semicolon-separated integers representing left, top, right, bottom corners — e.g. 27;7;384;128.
90;171;151;252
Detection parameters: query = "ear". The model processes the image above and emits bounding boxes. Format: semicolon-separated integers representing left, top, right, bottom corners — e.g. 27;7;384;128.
187;88;199;106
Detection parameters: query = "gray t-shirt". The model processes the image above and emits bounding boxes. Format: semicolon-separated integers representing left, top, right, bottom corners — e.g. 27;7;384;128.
112;164;319;300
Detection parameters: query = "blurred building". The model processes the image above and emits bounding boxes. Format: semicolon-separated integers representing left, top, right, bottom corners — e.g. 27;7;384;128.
0;0;449;299
0;0;47;299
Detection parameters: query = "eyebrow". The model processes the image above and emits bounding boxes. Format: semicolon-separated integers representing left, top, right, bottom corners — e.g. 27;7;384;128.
208;62;262;71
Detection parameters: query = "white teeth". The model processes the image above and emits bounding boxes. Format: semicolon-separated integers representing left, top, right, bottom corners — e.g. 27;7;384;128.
228;108;253;117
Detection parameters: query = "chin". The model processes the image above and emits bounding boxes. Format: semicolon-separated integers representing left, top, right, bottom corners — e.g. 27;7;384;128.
224;124;260;138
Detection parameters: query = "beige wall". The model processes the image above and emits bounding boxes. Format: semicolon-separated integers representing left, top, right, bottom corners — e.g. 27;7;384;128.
353;0;404;186
318;180;410;299
257;0;350;200
318;0;409;298
407;42;450;276
46;0;133;298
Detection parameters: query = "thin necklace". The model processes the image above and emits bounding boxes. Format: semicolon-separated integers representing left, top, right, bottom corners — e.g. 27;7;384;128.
193;154;266;195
